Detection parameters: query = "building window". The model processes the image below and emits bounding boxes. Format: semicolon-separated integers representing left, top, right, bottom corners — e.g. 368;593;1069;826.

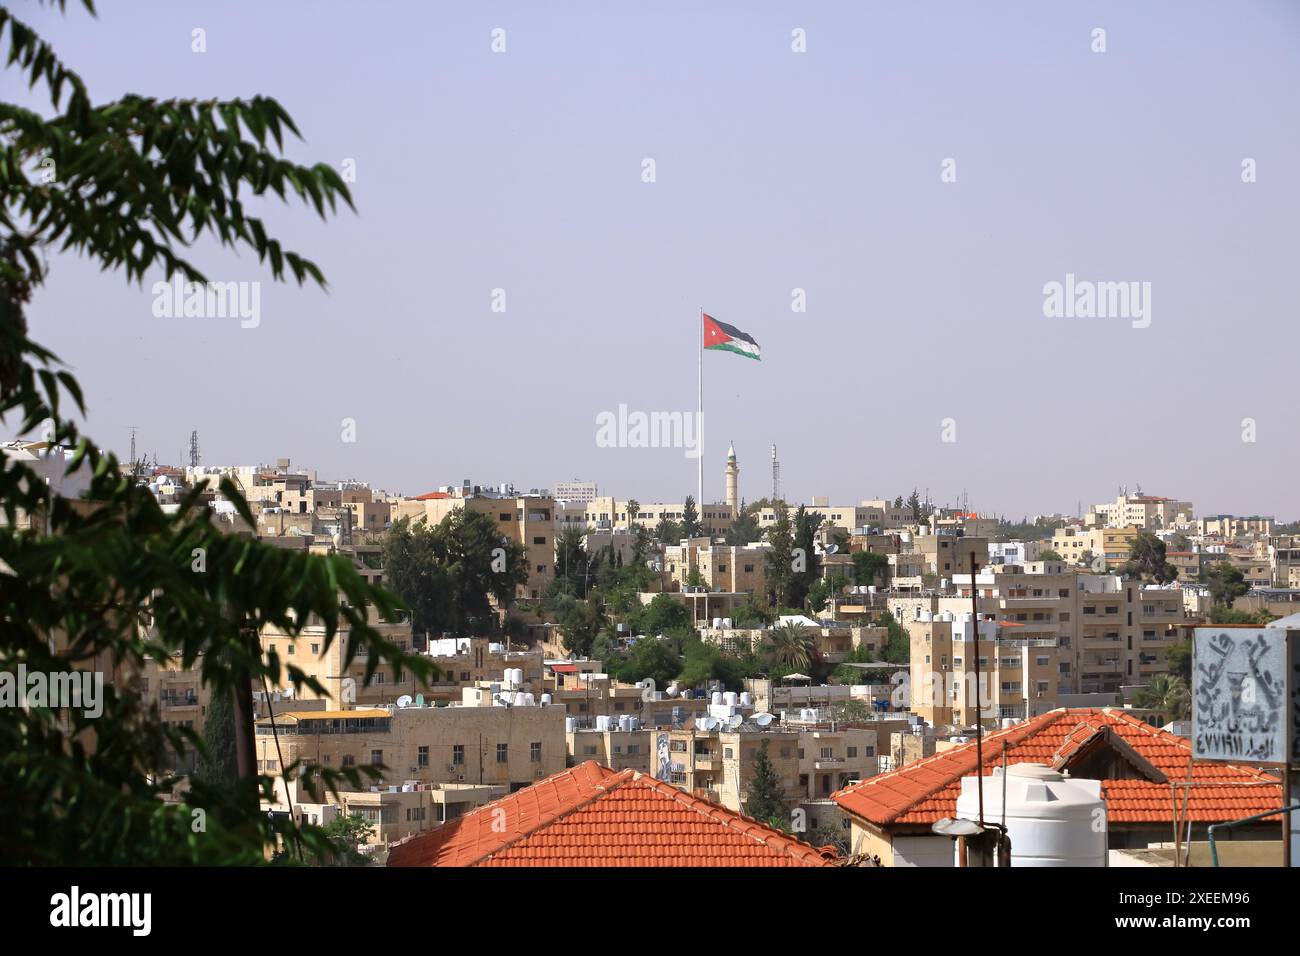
847;747;857;758
370;750;382;765
417;746;429;768
530;742;541;763
452;744;464;765
496;743;508;764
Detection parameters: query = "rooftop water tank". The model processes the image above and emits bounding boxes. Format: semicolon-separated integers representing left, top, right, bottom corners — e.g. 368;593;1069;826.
739;692;753;707
955;763;1106;867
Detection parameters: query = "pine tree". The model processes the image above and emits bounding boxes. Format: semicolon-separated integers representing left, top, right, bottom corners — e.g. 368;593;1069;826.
743;740;787;826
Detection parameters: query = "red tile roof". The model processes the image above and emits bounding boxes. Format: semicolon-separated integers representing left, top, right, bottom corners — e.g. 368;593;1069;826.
388;761;837;867
411;491;451;500
832;709;1280;828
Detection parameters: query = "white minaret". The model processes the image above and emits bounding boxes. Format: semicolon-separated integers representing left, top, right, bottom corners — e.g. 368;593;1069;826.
725;442;739;513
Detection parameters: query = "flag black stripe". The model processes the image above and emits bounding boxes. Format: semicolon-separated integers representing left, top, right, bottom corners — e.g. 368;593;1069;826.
711;317;759;346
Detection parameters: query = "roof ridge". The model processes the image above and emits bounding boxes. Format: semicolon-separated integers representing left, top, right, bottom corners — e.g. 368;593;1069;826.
625;773;829;864
467;763;633;865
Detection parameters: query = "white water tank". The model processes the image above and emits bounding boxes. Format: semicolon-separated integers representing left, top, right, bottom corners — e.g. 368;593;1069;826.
541;693;552;706
739;692;753;707
711;692;723;706
723;692;738;708
955;763;1106;867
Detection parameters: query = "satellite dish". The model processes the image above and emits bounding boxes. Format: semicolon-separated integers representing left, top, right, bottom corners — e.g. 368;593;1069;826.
931;817;984;837
396;695;413;709
824;543;839;555
753;712;774;727
727;714;743;730
699;716;717;731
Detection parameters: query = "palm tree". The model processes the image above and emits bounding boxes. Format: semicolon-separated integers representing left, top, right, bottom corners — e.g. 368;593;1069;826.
1134;673;1190;724
765;621;815;672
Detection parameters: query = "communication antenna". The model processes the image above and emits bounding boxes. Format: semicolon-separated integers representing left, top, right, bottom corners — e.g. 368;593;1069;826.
771;444;781;502
189;429;201;467
127;425;139;468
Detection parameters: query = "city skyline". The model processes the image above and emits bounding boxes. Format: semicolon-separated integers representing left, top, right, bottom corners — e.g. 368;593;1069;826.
18;0;1300;517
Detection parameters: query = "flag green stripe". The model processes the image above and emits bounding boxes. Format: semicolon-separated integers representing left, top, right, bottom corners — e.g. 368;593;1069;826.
706;342;761;360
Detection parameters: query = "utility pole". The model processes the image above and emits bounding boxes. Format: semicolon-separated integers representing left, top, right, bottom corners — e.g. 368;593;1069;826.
969;550;985;827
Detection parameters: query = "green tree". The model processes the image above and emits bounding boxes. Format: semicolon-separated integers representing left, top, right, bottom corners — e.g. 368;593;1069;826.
654;515;683;543
1208;605;1276;626
553;525;599;599
382;516;452;640
624;499;640;530
1200;561;1249;607
1165;637;1192;684
196;679;238;788
732;596;774;629
316;813;375;867
878;610;910;664
1134;674;1190;725
1123;532;1177;584
726;505;761;545
763;504;795;607
681;495;702;538
852;550;889;588
907;488;923;522
384;510;527;636
765;621;815;672
626;591;692;636
743;740;787;825
558;599;606;657
0;2;430;863
610;636;680;687
787;505;823;608
1038;549;1063;562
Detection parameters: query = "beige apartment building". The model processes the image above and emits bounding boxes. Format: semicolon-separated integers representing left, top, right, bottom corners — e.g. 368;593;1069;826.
903;611;1060;726
566;726;652;772
657;725;802;812
254;702;566;792
1088;494;1193;530
894;563;1185;721
1051;525;1140;569
661;538;766;596
1196;515;1273;538
395;491;556;600
422;637;545;704
266;782;507;849
578;496;735;537
545;670;712;727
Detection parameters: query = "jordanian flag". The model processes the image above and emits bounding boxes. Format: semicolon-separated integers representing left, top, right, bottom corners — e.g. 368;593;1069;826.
702;314;761;361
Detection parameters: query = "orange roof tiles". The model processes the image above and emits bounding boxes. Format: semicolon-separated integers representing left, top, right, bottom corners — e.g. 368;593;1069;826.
388;761;837;867
832;708;1281;828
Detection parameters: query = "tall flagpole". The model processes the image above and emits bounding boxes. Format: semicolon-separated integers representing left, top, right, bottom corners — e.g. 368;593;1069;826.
697;307;704;512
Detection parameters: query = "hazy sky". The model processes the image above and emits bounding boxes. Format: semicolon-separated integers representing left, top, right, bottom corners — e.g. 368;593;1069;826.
17;1;1300;519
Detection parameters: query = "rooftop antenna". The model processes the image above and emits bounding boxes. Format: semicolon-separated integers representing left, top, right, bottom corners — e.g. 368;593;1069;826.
189;429;200;468
127;425;139;470
771;444;781;503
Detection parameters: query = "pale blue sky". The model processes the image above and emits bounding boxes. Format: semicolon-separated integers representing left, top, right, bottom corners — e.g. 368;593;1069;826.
17;1;1300;518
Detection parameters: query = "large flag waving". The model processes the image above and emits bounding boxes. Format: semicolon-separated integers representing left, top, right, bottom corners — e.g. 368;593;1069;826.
702;314;761;361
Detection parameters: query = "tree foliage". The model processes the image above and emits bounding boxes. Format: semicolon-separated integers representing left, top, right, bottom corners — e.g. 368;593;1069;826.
0;3;429;864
